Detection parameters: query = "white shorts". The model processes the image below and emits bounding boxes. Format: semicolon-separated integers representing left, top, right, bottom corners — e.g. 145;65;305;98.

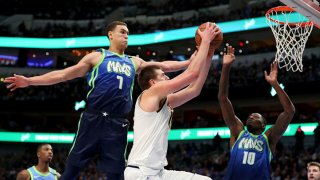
124;166;212;180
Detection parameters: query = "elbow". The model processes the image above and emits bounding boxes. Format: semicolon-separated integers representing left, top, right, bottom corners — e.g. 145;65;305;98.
284;105;295;118
287;105;296;116
188;70;199;81
190;88;201;98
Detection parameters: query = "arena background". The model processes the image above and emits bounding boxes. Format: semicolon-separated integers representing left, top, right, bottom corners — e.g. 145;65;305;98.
0;0;320;179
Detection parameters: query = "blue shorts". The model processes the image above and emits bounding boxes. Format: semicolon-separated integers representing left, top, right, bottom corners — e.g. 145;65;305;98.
66;110;129;173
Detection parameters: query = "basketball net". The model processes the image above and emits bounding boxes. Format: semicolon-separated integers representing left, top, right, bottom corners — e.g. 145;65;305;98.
266;6;314;72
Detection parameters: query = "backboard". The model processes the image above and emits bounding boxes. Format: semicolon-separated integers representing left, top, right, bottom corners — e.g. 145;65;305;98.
280;0;320;28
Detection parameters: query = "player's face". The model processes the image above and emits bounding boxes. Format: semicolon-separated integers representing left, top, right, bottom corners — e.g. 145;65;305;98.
308;166;320;180
150;69;169;85
38;144;53;163
109;25;129;49
154;69;169;81
246;113;265;134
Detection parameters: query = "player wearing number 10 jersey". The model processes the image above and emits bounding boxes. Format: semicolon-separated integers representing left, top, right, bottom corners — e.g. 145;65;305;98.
217;48;295;180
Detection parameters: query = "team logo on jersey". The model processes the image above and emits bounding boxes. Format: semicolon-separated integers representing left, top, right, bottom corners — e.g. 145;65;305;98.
238;137;264;152
107;61;132;77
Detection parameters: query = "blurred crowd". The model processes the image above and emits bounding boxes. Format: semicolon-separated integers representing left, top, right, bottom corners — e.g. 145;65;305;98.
1;54;320;102
0;1;280;37
1;137;319;179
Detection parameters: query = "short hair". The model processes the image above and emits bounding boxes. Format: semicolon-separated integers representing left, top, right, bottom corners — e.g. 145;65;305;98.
307;161;320;170
37;143;50;153
138;65;161;91
105;21;127;38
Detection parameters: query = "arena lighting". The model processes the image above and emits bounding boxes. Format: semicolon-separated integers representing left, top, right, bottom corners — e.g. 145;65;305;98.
74;100;86;111
0;123;316;143
270;83;285;96
0;13;304;49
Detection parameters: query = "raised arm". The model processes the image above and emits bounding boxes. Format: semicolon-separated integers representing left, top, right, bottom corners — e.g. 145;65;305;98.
264;61;295;152
4;52;100;91
218;46;244;145
150;23;218;98
168;26;222;108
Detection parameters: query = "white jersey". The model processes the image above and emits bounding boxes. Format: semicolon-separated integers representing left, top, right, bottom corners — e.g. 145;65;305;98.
127;94;173;175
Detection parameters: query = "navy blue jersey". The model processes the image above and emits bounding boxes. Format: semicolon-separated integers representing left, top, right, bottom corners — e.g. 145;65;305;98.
224;130;272;180
86;49;136;114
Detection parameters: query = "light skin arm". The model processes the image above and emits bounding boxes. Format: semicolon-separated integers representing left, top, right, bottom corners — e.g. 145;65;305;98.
264;61;295;152
16;170;30;180
141;23;218;112
217;46;244;148
4;52;101;91
168;28;221;108
132;56;191;74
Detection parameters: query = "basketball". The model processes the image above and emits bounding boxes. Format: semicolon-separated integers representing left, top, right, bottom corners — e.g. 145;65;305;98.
195;22;223;49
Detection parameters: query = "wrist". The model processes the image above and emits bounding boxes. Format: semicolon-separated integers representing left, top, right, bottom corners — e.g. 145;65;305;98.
27;77;32;86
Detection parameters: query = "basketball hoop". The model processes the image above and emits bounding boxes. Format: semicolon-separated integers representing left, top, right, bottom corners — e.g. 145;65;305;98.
266;6;314;72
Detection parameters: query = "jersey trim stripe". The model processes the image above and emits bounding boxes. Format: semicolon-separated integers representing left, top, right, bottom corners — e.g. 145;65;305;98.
27;169;34;180
87;49;105;98
33;166;50;176
68;113;83;155
128;56;136;100
262;134;273;162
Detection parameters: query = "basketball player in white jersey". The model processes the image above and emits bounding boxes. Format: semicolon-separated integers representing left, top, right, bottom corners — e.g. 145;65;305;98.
124;23;221;180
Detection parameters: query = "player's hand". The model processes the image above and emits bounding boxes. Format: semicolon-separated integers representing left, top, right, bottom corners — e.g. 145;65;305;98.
223;46;235;65
190;49;198;60
4;74;30;91
264;61;278;85
198;22;217;44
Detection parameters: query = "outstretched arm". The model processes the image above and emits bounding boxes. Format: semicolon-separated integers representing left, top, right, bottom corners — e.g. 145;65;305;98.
218;46;244;147
4;52;99;91
153;23;219;98
265;61;295;152
141;23;218;112
133;55;191;74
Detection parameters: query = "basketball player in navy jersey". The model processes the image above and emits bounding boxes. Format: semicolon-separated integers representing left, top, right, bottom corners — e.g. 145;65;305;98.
17;144;60;180
4;21;192;180
218;47;295;180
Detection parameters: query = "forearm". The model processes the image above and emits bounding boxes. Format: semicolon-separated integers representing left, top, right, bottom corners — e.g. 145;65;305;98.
186;41;211;74
273;82;295;114
28;70;66;86
161;59;190;72
218;65;231;99
187;57;212;94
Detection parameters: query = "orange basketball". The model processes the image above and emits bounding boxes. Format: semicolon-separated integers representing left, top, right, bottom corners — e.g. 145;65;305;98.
195;22;223;49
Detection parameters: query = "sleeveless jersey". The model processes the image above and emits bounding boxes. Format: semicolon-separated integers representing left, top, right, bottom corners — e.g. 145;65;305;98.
27;166;58;180
86;49;136;114
224;130;272;180
127;94;173;175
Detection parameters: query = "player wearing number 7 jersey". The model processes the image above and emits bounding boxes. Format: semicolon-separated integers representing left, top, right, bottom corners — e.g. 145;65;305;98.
4;21;192;180
218;47;295;180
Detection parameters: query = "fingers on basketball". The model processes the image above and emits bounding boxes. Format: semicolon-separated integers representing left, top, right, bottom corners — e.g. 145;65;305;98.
195;22;223;50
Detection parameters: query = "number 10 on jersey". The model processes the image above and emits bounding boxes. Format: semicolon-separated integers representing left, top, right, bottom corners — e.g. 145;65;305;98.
242;151;255;165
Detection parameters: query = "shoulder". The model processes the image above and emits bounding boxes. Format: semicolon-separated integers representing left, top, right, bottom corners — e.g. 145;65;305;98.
129;56;145;74
16;169;31;180
80;51;104;67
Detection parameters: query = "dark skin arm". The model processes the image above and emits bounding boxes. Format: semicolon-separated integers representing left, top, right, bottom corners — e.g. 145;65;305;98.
264;61;295;153
218;46;244;148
